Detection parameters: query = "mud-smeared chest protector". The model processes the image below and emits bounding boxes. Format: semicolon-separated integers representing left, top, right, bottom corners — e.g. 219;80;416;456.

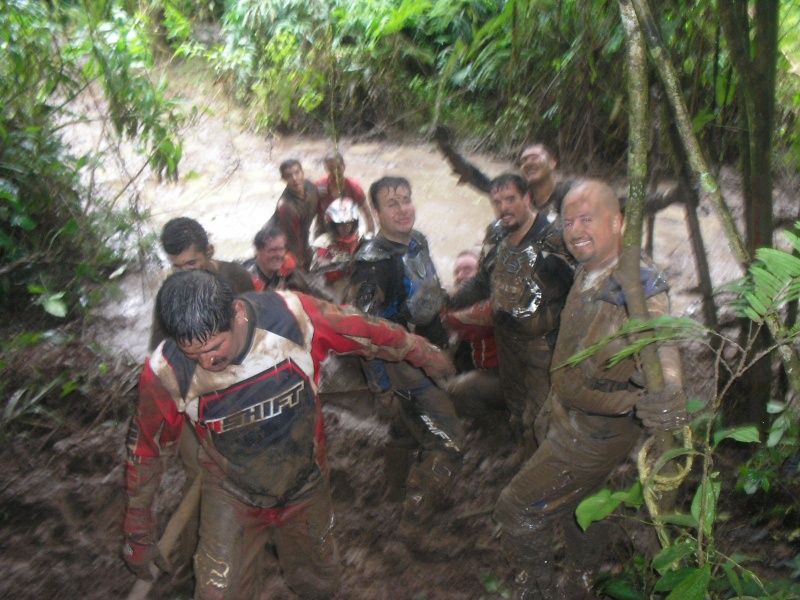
491;243;543;324
402;239;445;325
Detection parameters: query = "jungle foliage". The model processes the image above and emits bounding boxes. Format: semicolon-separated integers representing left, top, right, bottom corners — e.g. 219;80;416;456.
0;0;184;320
169;0;800;168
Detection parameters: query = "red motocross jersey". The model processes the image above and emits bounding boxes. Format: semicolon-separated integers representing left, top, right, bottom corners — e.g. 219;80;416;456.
126;290;449;510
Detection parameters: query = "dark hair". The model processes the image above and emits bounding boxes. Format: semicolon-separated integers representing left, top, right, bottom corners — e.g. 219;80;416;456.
156;270;234;345
456;249;479;260
324;152;344;168
254;223;285;250
368;176;411;209
279;159;302;178
161;217;209;256
520;142;557;162
490;173;529;197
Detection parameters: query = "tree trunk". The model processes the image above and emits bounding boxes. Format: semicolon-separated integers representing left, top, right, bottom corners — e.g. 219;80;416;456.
629;0;800;399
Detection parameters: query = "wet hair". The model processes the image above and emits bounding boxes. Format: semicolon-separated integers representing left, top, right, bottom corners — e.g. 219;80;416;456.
489;173;529;197
253;223;285;250
324;152;344;169
156;270;234;346
161;217;209;256
456;249;479;261
279;159;302;178
520;142;557;162
368;176;411;210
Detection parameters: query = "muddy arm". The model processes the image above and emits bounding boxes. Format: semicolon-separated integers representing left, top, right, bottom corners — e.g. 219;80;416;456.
433;126;492;195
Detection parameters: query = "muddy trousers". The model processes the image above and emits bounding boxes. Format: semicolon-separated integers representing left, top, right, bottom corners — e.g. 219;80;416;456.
494;329;553;460
446;367;503;419
365;359;464;519
194;477;340;600
493;400;642;599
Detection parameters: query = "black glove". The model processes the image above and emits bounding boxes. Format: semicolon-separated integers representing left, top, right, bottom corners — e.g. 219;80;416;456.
636;382;687;431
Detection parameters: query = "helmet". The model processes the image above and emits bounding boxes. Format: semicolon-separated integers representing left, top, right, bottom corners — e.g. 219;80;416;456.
325;197;360;245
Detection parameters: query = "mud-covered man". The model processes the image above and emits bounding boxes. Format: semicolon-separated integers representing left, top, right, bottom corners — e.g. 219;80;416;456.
149;217;254;351
267;159;319;270
246;223;321;297
123;269;455;599
346;176;465;523
450;174;573;459
493;180;687;599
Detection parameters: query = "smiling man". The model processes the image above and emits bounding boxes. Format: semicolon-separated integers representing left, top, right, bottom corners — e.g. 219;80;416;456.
123;269;455;599
493;180;687;598
346;176;464;524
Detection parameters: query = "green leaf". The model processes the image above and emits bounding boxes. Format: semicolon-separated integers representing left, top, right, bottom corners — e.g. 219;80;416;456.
598;578;645;600
43;295;68;318
686;397;706;414
652;542;696;574
576;488;615;530
654;567;697;591
690;480;721;535
767;400;787;414
713;425;760;446
11;214;36;230
664;563;711;600
721;561;744;597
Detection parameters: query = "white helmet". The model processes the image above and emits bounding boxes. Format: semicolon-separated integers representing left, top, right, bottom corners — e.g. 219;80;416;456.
325;197;360;243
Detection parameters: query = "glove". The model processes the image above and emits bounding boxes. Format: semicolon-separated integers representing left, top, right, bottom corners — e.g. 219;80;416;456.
413;341;455;382
636;382;687;431
122;507;171;581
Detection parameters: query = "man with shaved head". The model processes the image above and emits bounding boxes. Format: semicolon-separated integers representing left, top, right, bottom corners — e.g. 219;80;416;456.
494;180;687;599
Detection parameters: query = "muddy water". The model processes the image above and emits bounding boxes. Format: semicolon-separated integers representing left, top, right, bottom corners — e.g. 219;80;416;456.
84;87;743;369
90;123;509;359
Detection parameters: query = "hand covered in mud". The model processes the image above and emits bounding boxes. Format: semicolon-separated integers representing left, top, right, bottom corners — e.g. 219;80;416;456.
421;347;455;386
636;382;687;431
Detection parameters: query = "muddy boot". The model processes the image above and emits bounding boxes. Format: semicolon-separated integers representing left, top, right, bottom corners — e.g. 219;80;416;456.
382;443;414;502
402;452;458;524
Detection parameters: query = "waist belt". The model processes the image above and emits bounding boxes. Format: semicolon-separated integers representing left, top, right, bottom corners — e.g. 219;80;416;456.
589;377;643;394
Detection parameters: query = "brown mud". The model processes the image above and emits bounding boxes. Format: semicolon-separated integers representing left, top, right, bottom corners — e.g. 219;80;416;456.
2;65;800;599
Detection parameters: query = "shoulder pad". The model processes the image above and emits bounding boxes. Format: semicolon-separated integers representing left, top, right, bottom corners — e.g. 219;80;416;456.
601;264;669;306
355;236;394;262
484;219;507;244
410;230;429;248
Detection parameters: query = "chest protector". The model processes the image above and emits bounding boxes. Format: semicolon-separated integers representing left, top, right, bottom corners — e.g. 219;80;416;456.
402;239;445;325
491;242;543;327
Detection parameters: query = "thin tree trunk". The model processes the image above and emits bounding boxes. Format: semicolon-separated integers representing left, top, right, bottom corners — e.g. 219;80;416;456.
629;0;800;396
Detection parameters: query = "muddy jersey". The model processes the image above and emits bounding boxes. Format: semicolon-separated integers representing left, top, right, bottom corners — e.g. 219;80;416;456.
127;290;450;510
491;224;573;342
268;180;319;269
550;258;677;416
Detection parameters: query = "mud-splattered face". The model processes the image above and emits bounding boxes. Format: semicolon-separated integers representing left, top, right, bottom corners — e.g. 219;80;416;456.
562;187;622;272
519;144;556;187
375;184;415;243
282;164;305;197
490;183;532;234
176;301;249;372
256;235;287;276
453;254;478;287
168;245;213;271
